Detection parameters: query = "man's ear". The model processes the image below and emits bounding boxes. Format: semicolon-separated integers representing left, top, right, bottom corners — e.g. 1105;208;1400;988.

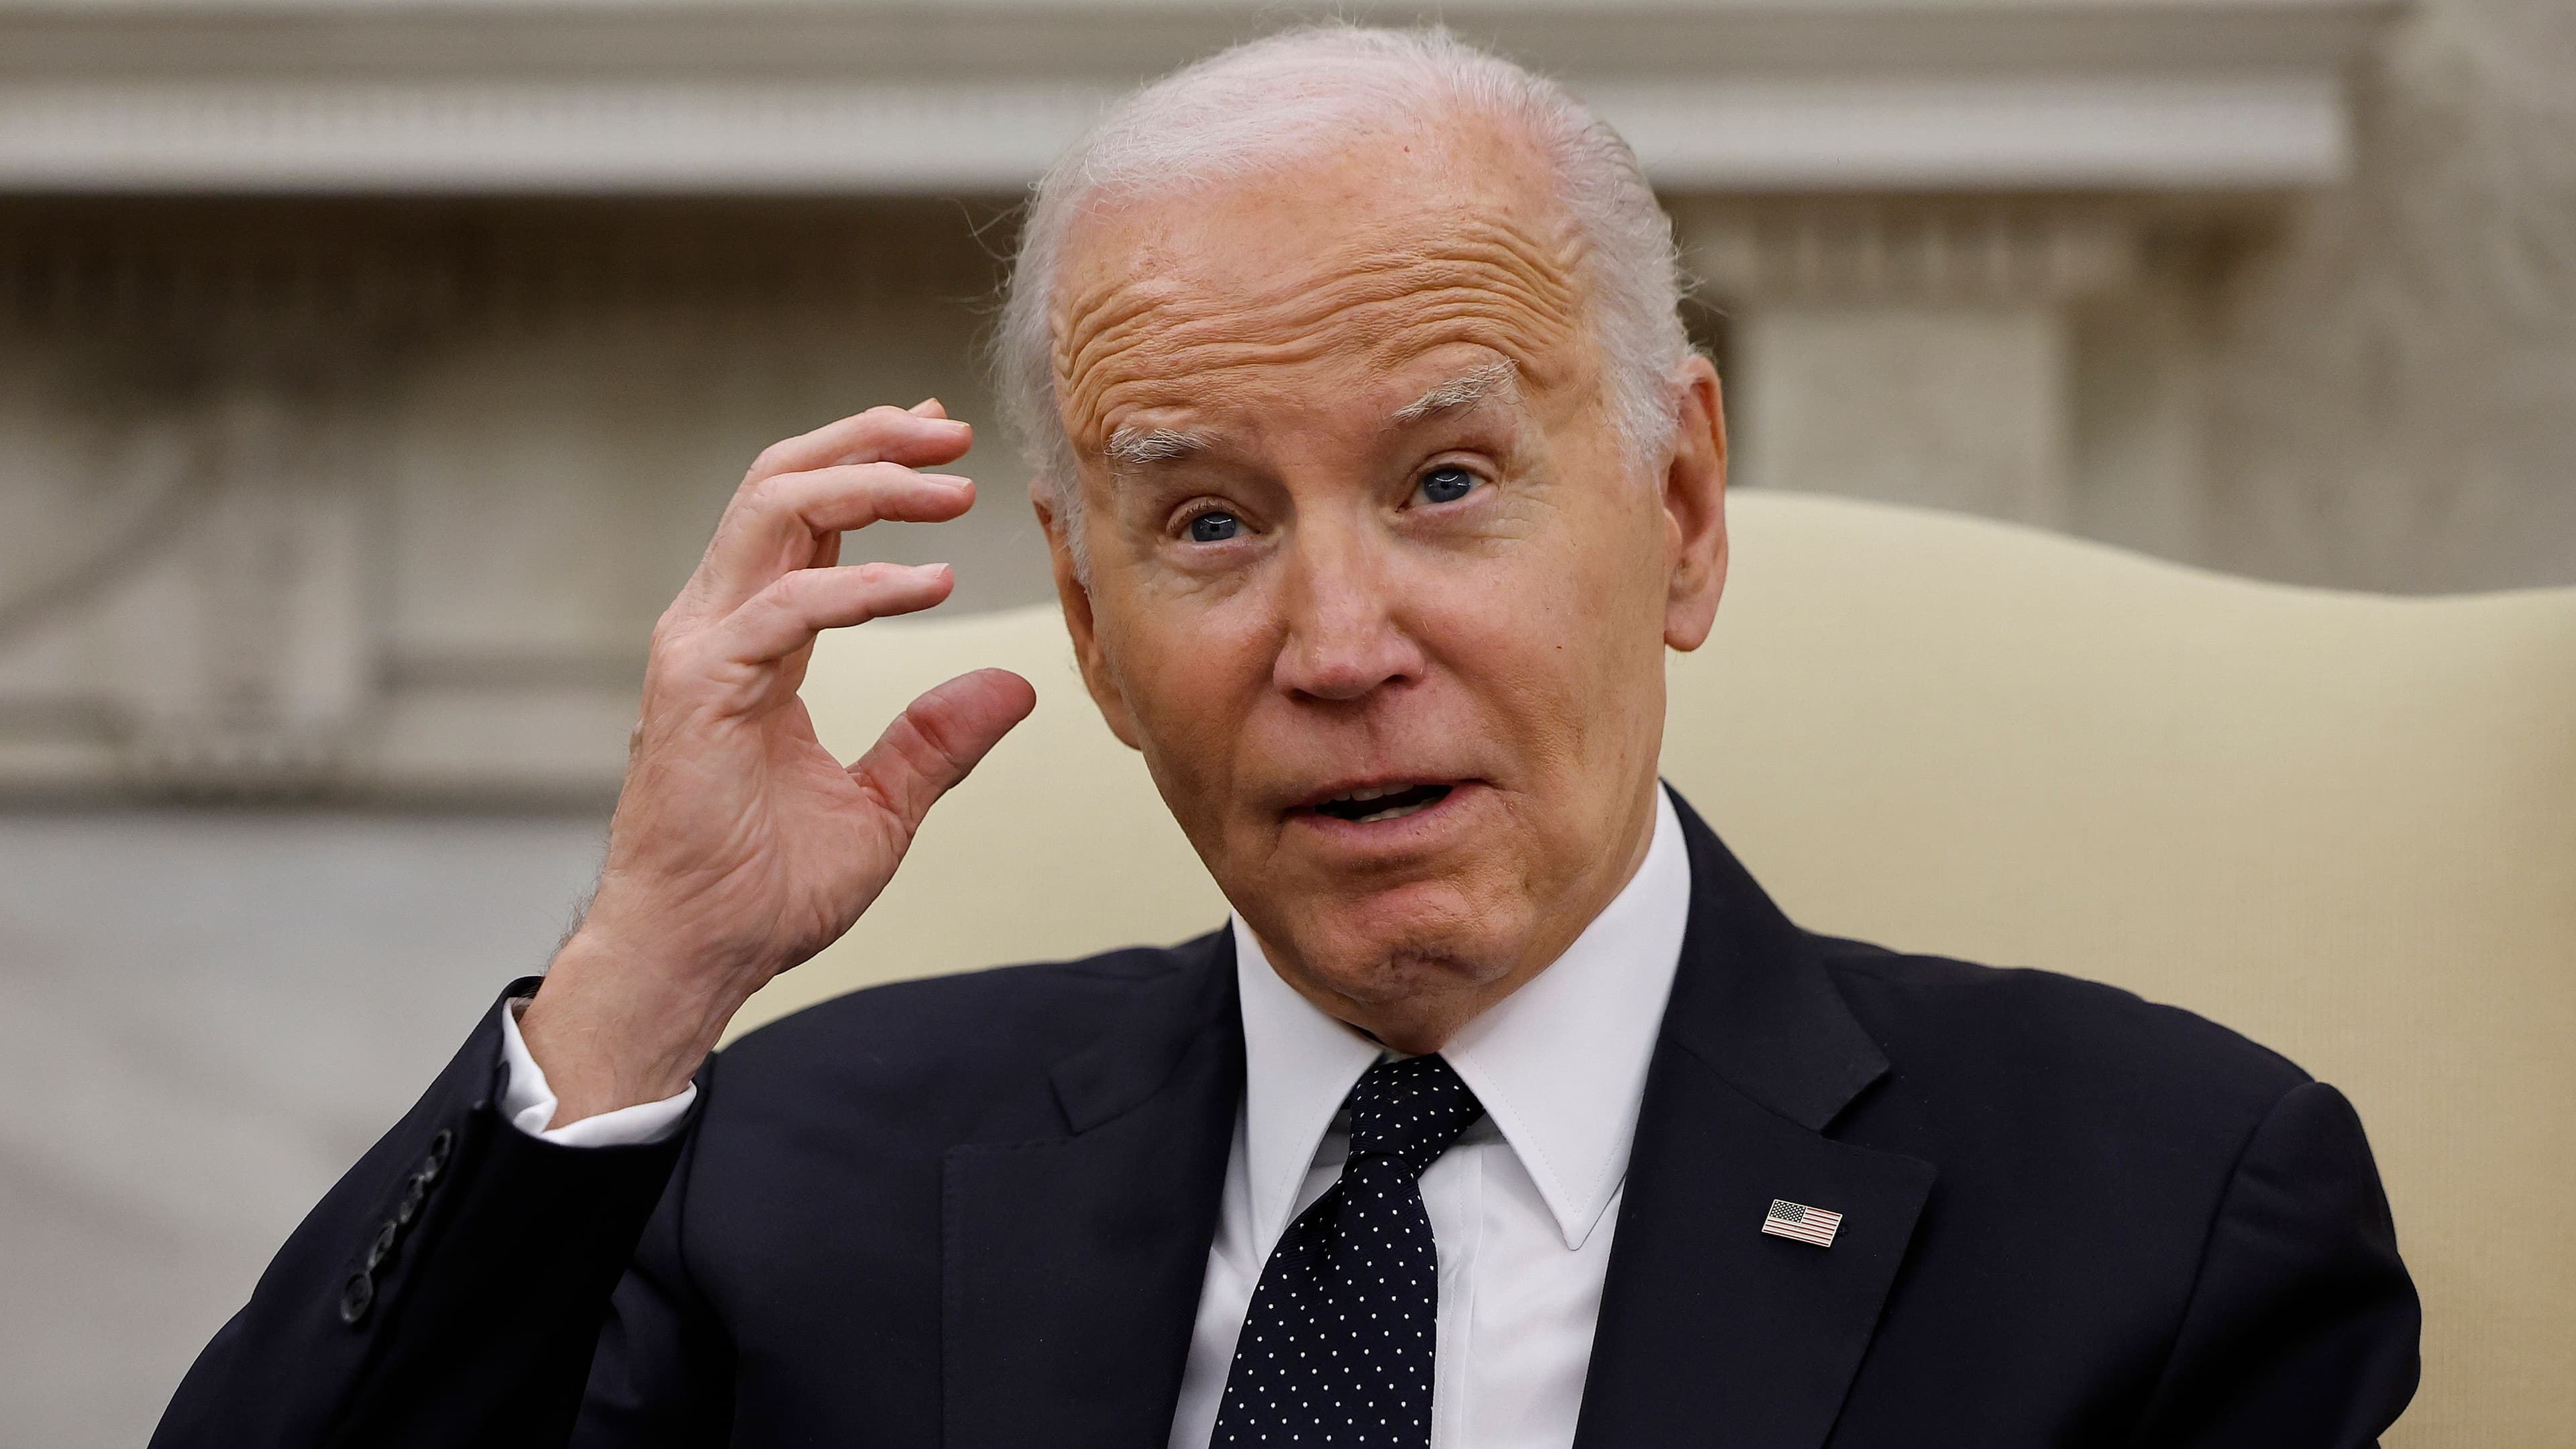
1034;485;1146;751
1661;356;1729;653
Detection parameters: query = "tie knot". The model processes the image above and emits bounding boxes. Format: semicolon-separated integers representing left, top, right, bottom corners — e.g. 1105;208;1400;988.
1344;1054;1484;1176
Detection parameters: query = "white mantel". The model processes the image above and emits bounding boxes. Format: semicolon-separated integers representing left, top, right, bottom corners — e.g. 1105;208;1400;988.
2;0;2390;193
0;0;2403;804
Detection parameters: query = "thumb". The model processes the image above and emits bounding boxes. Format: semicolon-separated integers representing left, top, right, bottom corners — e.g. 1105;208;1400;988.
847;667;1037;833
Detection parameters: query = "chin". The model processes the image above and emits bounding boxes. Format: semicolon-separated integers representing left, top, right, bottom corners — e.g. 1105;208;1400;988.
1281;881;1528;1008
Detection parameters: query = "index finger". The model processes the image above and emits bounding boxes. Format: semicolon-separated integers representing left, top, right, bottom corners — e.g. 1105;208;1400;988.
746;403;971;484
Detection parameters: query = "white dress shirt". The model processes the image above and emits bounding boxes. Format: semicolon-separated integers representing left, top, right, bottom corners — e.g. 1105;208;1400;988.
496;998;696;1147
1168;790;1688;1448
501;789;1691;1449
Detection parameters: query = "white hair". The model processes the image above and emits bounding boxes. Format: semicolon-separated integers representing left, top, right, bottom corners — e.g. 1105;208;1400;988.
996;23;1694;568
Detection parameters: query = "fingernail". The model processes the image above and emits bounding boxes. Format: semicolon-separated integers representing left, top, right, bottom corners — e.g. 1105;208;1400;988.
910;397;945;417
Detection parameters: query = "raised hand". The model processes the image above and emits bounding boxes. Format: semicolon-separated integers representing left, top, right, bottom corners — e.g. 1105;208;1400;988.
520;401;1037;1124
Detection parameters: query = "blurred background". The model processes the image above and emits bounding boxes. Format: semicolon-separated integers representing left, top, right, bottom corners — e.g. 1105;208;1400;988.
2;0;2572;1440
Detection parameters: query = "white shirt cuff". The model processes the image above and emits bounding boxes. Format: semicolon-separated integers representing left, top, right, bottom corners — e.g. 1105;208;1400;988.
497;996;698;1148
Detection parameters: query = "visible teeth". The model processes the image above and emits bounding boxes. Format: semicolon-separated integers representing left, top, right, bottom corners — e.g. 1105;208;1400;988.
1353;797;1437;824
1343;784;1409;802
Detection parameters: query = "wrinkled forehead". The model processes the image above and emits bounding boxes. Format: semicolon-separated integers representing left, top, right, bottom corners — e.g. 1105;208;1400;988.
1046;122;1597;451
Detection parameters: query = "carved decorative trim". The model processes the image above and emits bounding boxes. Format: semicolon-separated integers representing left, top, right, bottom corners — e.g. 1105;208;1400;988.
1680;201;2141;306
1597;74;2349;192
0;0;2412;802
0;0;2398;193
0;72;2361;195
0;80;1114;194
0;198;1012;804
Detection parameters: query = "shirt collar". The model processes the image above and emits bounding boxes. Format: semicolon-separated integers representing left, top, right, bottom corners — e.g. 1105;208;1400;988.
1231;786;1692;1254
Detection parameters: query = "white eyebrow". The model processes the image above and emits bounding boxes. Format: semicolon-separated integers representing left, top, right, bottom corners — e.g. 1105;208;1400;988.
1391;360;1520;425
1103;425;1209;468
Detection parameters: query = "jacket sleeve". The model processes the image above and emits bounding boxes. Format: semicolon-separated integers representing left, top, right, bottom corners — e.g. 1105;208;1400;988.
2130;1079;2422;1448
149;979;708;1449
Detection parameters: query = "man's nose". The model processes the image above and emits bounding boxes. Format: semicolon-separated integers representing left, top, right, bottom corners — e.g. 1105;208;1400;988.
1270;528;1428;702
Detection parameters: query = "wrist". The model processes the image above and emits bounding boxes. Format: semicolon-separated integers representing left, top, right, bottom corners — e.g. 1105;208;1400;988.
521;932;744;1126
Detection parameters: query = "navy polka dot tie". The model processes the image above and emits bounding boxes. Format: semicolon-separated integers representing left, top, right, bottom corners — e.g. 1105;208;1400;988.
1211;1053;1486;1447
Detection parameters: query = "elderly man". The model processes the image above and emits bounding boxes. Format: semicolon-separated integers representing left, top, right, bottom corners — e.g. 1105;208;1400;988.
155;26;2416;1449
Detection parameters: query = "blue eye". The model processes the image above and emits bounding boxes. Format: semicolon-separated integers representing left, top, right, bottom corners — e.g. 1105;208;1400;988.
1188;512;1241;543
1418;466;1477;504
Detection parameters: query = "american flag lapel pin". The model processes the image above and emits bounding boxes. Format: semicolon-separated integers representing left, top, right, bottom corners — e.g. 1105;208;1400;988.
1760;1198;1843;1248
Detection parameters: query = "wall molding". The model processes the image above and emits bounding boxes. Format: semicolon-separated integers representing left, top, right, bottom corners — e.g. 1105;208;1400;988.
0;0;2405;802
0;0;2397;193
1680;199;2141;306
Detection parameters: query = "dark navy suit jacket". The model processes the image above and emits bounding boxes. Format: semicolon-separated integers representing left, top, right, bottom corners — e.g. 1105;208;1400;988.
153;794;2418;1447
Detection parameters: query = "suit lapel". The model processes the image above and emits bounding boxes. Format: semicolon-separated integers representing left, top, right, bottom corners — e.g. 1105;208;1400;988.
1574;796;1937;1449
943;933;1244;1449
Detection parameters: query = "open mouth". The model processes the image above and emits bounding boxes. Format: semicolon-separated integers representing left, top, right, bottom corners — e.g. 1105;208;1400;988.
1309;782;1454;824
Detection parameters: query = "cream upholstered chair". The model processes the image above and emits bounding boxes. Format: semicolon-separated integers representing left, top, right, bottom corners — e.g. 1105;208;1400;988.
741;490;2576;1448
